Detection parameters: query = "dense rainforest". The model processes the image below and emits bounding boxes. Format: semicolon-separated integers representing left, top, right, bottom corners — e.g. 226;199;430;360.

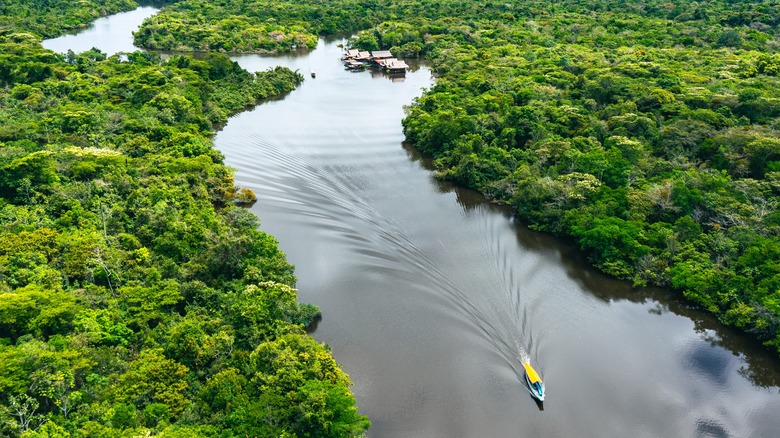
134;0;780;357
0;0;138;38
0;1;369;437
3;0;780;434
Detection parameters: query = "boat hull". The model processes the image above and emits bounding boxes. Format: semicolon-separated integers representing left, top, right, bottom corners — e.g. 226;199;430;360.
523;362;545;402
525;374;545;402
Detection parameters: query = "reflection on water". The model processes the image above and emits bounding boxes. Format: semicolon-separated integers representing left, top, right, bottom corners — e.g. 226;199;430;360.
696;419;730;438
43;7;780;438
40;7;159;55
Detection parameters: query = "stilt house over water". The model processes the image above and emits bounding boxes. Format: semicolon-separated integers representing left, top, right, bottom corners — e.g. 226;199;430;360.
341;48;409;73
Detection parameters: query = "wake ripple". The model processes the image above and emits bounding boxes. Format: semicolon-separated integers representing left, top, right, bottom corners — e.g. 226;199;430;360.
220;99;543;394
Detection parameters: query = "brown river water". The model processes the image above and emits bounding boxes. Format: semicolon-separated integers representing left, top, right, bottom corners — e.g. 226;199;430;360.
43;8;780;437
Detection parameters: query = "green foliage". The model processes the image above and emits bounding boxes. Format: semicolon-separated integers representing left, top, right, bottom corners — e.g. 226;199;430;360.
0;0;138;38
293;379;372;438
571;217;650;278
0;3;363;436
228;282;321;349
193;332;371;437
21;420;70;437
717;29;743;48
231;334;368;437
114;348;189;415
0;285;79;339
134;1;324;53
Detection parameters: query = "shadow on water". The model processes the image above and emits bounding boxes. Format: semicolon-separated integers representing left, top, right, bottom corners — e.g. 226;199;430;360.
543;232;780;389
696;419;730;438
304;314;322;335
524;214;780;389
551;242;780;389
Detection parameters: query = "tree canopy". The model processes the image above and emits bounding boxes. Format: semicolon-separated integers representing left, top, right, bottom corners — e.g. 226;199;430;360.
0;2;368;436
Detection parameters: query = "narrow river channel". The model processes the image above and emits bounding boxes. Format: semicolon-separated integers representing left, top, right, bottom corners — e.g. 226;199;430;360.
44;8;780;438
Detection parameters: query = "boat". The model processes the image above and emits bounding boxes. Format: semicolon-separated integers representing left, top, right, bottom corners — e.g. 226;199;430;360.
310;70;316;78
523;360;545;402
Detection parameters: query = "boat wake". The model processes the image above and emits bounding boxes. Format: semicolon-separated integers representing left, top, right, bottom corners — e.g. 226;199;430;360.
215;57;543;403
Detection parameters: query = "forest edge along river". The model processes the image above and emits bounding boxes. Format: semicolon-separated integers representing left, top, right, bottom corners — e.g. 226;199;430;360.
42;7;780;438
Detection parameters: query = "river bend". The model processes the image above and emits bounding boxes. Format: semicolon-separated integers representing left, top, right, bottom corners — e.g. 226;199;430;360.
44;9;780;438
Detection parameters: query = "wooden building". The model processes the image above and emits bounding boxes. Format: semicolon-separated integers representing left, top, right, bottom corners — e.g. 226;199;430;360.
342;48;408;73
371;50;393;60
382;58;409;73
342;49;360;60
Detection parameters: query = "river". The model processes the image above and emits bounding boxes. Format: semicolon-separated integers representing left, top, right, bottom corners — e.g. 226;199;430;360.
43;8;780;438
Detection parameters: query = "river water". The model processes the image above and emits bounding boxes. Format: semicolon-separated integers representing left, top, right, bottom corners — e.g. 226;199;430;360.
44;8;780;438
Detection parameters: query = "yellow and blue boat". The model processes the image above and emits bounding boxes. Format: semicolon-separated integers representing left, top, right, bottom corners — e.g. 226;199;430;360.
523;360;545;402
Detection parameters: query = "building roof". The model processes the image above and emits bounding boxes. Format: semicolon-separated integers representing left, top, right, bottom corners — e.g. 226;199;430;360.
344;49;359;57
371;50;393;59
386;59;409;70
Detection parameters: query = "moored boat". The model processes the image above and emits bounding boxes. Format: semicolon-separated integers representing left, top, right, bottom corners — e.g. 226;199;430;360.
523;360;545;402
